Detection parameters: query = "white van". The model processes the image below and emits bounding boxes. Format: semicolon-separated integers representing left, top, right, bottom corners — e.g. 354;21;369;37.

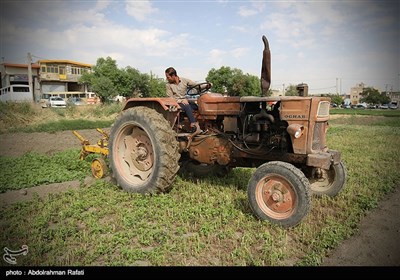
0;85;32;102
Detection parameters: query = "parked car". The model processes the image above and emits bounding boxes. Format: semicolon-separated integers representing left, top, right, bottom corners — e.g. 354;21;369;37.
379;104;389;109
356;103;367;109
67;97;85;106
45;96;67;108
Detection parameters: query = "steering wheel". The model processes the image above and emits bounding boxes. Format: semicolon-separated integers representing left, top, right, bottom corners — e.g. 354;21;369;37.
186;82;212;96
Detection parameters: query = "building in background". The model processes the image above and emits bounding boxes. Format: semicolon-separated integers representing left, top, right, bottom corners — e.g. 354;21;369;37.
0;59;95;103
349;83;365;105
38;60;93;101
0;63;40;101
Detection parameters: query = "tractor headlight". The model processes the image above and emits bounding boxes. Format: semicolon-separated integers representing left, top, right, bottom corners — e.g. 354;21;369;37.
317;101;330;117
287;124;304;139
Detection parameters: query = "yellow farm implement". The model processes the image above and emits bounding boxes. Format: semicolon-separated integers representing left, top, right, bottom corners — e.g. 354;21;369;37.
73;128;109;179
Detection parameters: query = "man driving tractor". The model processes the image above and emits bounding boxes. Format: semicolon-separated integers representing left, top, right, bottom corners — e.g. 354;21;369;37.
165;67;211;136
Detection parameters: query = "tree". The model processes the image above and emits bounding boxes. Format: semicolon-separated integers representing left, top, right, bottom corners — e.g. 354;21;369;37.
148;74;167;97
330;94;343;106
244;74;262;97
285;84;298;96
79;57;167;101
124;67;149;97
206;66;261;96
360;87;390;105
206;66;233;94
79;57;120;103
89;76;116;104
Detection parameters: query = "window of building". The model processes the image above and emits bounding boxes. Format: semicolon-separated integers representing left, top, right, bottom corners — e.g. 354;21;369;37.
71;67;82;75
42;64;59;74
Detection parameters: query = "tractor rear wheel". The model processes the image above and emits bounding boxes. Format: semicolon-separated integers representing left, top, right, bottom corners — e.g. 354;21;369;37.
109;106;180;193
247;161;311;227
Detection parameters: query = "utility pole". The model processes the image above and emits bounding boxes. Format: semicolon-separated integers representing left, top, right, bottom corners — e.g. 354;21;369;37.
27;52;33;101
282;83;285;96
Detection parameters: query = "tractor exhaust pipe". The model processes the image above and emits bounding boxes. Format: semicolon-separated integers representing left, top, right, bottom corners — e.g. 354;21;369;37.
261;35;271;96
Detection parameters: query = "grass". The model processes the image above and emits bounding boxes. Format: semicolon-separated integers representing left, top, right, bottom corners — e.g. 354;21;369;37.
0;102;122;134
330;108;400;117
0;150;96;192
0;104;399;266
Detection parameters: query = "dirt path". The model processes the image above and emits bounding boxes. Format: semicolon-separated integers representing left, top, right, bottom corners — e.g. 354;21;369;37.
321;186;400;266
1;129;399;266
0;128;109;157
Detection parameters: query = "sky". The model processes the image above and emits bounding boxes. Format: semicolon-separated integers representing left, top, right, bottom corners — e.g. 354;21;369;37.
0;0;399;95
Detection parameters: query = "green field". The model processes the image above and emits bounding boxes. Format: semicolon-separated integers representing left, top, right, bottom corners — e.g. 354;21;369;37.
0;104;399;266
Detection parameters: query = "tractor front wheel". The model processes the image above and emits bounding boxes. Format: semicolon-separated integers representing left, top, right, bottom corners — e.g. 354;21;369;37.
247;161;311;227
308;161;347;197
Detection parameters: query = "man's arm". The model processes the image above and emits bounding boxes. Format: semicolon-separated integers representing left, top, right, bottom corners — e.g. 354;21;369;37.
181;77;197;88
165;84;173;98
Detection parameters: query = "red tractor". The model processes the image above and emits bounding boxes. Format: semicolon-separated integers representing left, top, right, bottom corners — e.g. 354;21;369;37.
108;35;346;227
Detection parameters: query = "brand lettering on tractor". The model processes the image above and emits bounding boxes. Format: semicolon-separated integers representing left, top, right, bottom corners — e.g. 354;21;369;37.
283;114;306;119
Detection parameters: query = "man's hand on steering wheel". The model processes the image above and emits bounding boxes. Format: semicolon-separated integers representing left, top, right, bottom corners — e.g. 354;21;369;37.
179;99;189;105
187;82;212;96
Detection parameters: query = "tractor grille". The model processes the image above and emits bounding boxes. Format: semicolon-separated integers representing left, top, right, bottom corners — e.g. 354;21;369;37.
312;122;327;151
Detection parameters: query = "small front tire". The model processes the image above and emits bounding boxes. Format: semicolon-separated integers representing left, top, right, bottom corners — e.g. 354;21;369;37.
247;161;311;228
308;161;347;197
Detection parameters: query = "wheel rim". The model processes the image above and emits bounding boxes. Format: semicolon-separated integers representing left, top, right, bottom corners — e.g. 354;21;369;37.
91;158;107;179
113;124;154;184
255;174;296;220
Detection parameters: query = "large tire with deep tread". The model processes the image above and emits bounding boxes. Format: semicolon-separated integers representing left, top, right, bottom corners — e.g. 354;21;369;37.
309;160;347;197
247;161;311;228
109;106;180;194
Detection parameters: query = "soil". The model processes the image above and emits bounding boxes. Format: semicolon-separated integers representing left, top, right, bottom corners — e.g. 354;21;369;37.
0;129;399;266
0;128;108;157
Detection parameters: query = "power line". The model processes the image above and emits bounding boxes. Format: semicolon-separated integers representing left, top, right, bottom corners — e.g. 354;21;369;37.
31;54;52;61
309;86;336;91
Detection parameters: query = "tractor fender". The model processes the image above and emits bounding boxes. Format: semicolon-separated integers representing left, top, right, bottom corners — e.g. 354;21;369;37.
122;97;180;127
123;97;179;111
